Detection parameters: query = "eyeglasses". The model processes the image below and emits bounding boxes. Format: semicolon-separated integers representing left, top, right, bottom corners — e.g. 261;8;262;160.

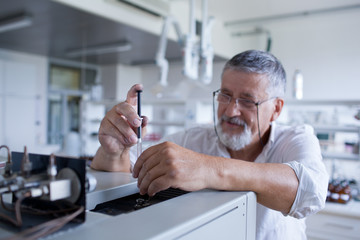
212;89;278;147
213;89;276;111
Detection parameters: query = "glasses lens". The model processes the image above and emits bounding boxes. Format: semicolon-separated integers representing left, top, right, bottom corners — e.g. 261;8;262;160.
237;99;256;110
216;92;229;104
214;91;259;111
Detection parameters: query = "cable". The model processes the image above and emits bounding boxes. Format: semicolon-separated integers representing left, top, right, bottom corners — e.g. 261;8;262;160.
0;194;13;212
0;192;29;227
14;192;30;226
0;210;19;226
3;206;84;240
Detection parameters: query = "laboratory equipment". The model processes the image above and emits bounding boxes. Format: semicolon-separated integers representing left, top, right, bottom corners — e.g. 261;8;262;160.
0;146;257;240
0;145;88;239
155;0;215;88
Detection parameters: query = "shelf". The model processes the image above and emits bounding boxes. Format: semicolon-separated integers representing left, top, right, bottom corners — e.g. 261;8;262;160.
285;99;360;106
281;101;360;162
314;125;360;133
148;121;185;126
322;152;359;161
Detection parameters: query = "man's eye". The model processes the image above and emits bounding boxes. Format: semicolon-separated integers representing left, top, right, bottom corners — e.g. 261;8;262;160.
218;94;229;101
239;99;254;108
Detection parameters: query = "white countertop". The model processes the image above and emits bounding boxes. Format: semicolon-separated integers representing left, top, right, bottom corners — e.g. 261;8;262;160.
322;200;360;218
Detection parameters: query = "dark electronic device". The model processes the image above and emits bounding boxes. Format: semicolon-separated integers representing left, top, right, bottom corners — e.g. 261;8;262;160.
0;145;86;239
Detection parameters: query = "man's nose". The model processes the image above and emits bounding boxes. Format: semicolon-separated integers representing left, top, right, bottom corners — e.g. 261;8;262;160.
224;100;242;117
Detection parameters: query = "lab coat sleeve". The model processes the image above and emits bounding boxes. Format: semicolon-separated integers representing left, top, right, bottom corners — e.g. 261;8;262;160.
282;126;329;219
285;161;328;218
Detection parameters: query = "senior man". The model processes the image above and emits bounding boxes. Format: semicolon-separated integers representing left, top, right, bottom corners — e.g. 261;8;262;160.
91;50;329;239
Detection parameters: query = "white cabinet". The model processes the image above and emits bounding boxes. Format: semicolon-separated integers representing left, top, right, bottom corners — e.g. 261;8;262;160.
4;61;38;97
0;51;47;152
306;201;360;240
4;96;37;150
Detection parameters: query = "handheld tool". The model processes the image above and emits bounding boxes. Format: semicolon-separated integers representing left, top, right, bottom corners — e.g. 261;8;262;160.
136;90;142;159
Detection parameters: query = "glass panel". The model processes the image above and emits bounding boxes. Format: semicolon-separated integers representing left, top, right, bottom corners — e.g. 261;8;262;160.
47;94;62;144
50;65;81;90
83;69;98;91
68;96;81;132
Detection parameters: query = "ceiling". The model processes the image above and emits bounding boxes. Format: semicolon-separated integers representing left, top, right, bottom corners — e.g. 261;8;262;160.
0;0;359;66
194;0;360;23
0;0;192;65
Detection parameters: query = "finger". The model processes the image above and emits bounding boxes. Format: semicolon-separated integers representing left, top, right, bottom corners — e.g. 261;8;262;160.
139;116;148;138
115;102;142;128
141;116;148;128
137;149;162;187
98;119;128;151
147;176;172;197
133;144;161;178
125;84;143;106
103;107;138;145
139;167;168;196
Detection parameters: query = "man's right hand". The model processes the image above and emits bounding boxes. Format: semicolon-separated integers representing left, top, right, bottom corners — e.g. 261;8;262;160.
91;84;148;172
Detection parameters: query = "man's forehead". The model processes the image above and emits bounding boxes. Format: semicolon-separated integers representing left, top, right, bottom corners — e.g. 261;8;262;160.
222;69;268;79
220;71;270;98
221;70;269;86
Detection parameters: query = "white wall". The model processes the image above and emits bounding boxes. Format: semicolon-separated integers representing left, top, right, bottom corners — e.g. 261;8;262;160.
228;9;360;100
101;65;118;100
0;49;48;153
117;65;142;100
102;64;142;101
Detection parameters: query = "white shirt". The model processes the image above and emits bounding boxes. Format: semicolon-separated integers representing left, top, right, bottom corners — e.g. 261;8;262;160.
131;122;329;240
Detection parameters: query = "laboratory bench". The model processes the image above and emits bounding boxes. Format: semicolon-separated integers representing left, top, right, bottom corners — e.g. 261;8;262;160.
0;169;257;240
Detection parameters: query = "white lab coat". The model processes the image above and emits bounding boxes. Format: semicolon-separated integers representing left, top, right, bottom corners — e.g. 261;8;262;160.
131;122;329;240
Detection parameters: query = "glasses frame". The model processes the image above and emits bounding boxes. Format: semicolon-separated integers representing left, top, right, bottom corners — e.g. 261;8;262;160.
212;89;278;147
213;89;276;111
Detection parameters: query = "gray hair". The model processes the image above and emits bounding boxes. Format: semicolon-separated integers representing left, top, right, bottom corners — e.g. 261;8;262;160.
222;50;286;98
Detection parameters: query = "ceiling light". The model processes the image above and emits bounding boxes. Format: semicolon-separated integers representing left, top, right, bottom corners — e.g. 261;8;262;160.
66;41;132;57
0;12;33;34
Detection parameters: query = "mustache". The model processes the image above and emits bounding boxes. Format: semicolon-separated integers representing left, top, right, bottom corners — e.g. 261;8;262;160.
220;115;247;126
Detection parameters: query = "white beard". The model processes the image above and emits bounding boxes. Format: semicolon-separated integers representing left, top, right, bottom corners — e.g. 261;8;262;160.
216;116;252;151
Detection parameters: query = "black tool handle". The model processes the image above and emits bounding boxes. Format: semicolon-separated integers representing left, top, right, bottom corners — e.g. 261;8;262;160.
136;90;142;139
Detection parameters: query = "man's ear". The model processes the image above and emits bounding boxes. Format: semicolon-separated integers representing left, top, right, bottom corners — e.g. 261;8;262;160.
270;98;284;122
